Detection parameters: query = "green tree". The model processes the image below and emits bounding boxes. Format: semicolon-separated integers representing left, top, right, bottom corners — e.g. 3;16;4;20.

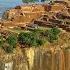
5;46;14;53
0;34;4;47
22;0;36;3
6;34;17;48
18;31;45;47
46;27;60;43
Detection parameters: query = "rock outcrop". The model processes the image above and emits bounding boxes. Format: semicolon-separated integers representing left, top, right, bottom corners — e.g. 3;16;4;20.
2;1;70;27
2;5;45;23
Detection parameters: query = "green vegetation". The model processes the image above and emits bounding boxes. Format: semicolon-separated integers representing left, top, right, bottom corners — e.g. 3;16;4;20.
0;34;4;47
4;34;17;53
6;34;17;48
22;0;36;3
22;0;53;3
18;31;45;47
18;27;60;47
46;27;60;43
5;46;14;53
0;34;17;53
0;27;60;53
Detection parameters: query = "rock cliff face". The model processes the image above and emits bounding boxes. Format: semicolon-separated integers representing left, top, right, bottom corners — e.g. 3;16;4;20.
0;2;70;70
2;2;69;27
2;5;45;23
25;47;70;70
0;32;70;70
13;32;70;70
0;46;70;70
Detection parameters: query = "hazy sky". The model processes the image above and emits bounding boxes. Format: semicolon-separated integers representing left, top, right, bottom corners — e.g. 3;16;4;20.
0;0;23;7
0;0;22;3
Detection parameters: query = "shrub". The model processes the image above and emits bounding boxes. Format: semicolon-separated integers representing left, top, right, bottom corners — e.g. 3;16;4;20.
2;43;14;53
50;27;60;35
46;27;60;43
6;34;17;48
0;34;4;47
18;31;45;47
5;46;14;53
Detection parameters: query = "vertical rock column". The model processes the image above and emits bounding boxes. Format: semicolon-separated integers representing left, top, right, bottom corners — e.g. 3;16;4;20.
54;50;60;70
59;49;65;70
51;48;55;70
25;48;35;70
32;47;41;70
40;50;52;70
64;49;70;70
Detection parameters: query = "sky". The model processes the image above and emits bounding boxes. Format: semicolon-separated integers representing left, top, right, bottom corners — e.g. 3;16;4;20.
0;0;23;7
0;0;23;17
0;0;50;17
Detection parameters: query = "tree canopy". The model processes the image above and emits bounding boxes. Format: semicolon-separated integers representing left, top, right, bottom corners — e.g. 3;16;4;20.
6;34;17;48
0;34;4;47
22;0;36;3
46;27;60;43
18;30;45;47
